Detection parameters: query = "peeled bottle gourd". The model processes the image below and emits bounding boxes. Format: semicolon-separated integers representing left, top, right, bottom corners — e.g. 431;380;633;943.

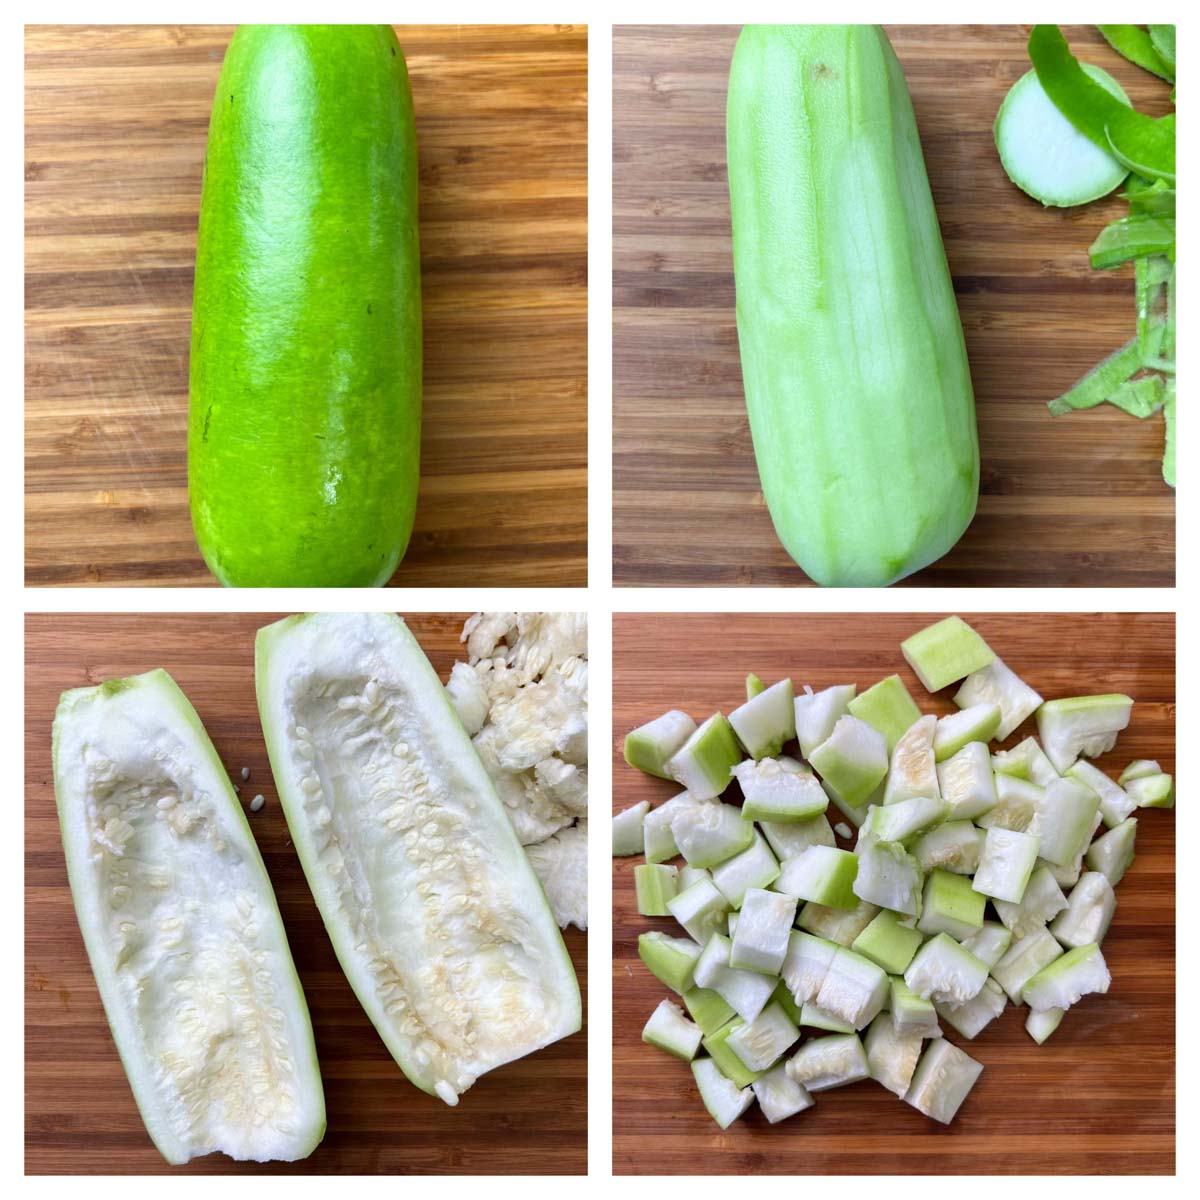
189;26;421;586
727;25;978;586
53;670;325;1163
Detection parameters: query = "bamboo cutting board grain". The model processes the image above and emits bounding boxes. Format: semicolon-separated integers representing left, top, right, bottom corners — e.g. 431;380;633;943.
613;26;1175;587
613;612;1174;1175
25;25;587;587
26;612;587;1174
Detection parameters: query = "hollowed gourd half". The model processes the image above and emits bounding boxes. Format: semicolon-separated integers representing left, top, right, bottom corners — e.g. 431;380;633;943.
52;670;325;1164
255;613;580;1105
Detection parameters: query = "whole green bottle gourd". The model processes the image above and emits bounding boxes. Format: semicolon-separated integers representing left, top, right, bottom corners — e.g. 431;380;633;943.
189;25;421;587
727;24;979;587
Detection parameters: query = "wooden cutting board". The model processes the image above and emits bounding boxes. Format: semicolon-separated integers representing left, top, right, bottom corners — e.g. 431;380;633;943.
613;612;1174;1175
25;25;587;587
614;25;1175;587
26;612;587;1174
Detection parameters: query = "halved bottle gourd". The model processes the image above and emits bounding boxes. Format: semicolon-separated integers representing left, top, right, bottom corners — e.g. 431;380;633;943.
52;670;325;1164
255;613;581;1105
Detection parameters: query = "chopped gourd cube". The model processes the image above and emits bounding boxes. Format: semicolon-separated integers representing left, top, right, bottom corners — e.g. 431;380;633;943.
1049;872;1116;948
1036;695;1133;774
672;800;756;868
911;819;984;875
710;831;780;908
787;1033;870;1091
848;675;922;750
904;1039;983;1124
780;930;840;1006
1025;1006;1064;1044
1126;772;1174;809
863;797;950;844
643;791;699;863
852;840;924;917
864;1011;925;1096
730;888;797;975
775;845;860;909
702;1018;763;1087
642;1000;703;1060
727;1001;801;1072
666;877;730;944
993;736;1061;787
934;703;1001;762
1029;777;1100;867
1119;759;1160;784
935;977;1007;1039
852;909;925;975
973;827;1040;904
625;710;697;779
936;742;998;821
733;756;828;822
883;715;941;805
902;617;995;693
729;678;796;759
692;1056;755;1128
810;716;890;807
978;774;1042;832
1086;817;1137;885
1022;943;1111;1012
751;1063;814;1123
955;656;1043;740
667;713;742;800
638;931;703;994
796;898;880;947
681;986;736;1036
904;933;989;1004
794;684;856;758
634;863;679;916
613;800;651;856
889;977;941;1038
815;947;889;1028
918;868;986;939
760;813;836;859
694;934;776;1023
992;928;1064;1005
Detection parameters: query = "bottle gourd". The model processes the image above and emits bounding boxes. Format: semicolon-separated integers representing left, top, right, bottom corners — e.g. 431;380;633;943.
727;25;978;587
189;25;421;587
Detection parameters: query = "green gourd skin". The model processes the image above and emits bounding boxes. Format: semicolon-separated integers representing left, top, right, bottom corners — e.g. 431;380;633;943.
189;25;421;586
727;25;978;587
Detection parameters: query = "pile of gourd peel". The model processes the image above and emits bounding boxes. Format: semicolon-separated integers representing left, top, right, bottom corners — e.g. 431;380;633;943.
998;25;1176;484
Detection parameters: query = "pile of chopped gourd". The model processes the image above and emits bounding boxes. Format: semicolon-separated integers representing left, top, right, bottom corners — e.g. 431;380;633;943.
614;616;1174;1128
